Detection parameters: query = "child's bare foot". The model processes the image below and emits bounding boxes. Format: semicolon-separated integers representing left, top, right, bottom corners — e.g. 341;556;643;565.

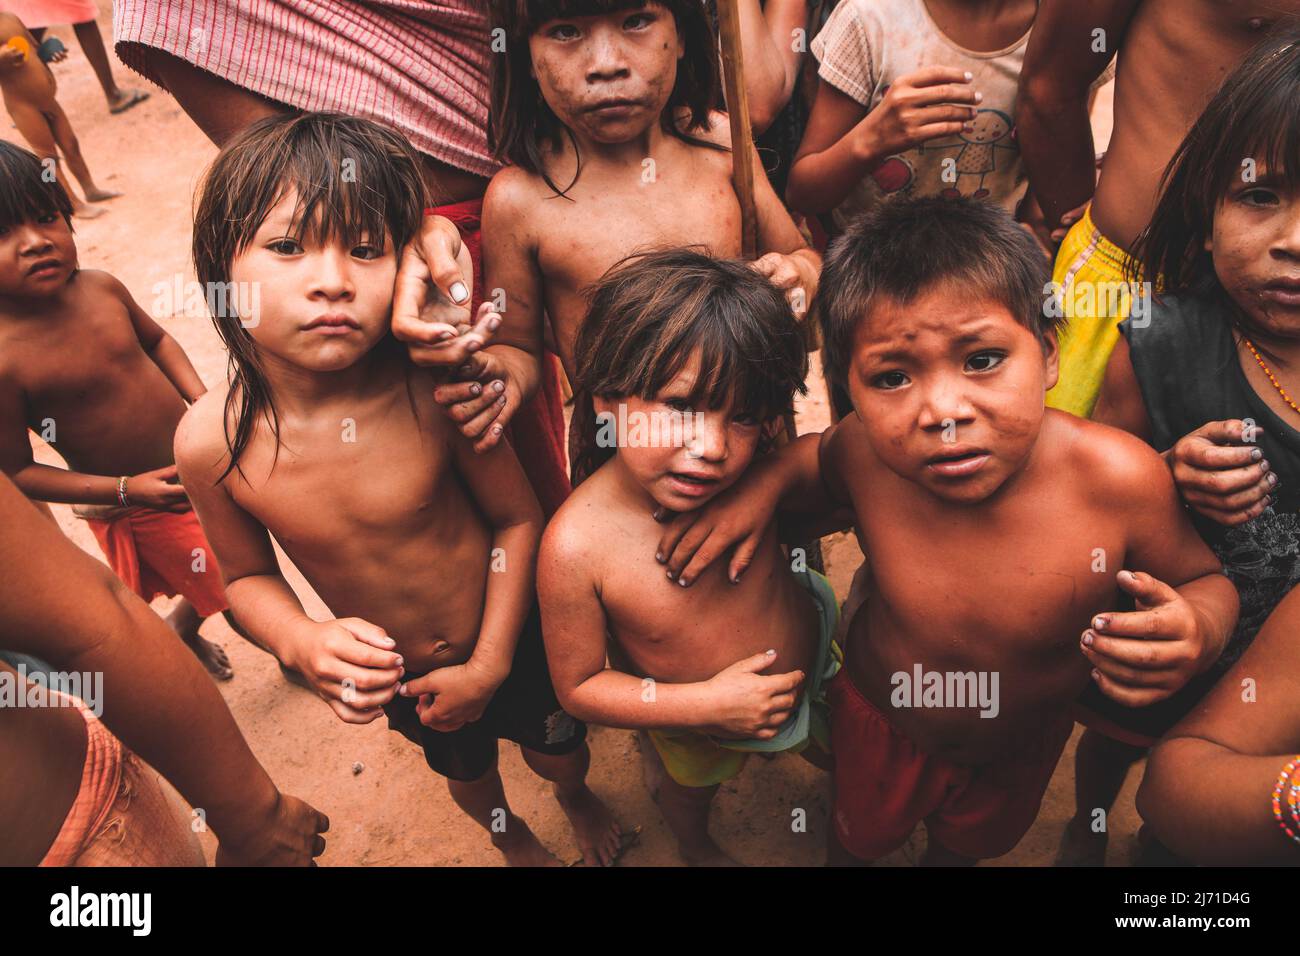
82;187;121;202
678;835;742;867
554;784;624;866
1055;817;1107;867
73;203;106;219
108;88;149;114
491;818;562;867
187;634;233;680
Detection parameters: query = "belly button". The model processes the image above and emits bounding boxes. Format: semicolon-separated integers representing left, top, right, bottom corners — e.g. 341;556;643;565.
433;640;451;654
1248;17;1267;30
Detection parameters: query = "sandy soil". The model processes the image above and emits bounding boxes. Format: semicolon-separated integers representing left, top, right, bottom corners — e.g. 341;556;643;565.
8;7;1141;866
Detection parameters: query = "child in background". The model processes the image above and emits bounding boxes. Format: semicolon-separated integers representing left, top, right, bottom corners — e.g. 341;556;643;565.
787;0;1036;230
177;112;623;867
539;249;838;865
0;12;120;218
655;198;1239;865
0;141;233;680
1067;24;1300;865
432;1;820;476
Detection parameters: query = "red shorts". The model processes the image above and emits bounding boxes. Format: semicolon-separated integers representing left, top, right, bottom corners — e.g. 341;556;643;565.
84;507;228;618
830;670;1072;861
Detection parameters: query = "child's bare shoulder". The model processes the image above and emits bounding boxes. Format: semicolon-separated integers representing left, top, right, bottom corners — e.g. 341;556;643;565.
674;107;732;149
72;268;131;301
174;387;232;481
539;473;620;578
485;165;549;222
1046;410;1173;503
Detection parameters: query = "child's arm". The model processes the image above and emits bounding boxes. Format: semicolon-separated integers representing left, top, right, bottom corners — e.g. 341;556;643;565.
0;373;189;508
538;523;804;735
1097;336;1272;526
1082;432;1238;707
740;0;807;134
107;272;206;403
748;133;822;313
397;420;544;730
657;425;855;586
0;472;328;865
174;400;403;722
787;69;977;215
1137;585;1300;864
423;171;547;454
1016;0;1136;232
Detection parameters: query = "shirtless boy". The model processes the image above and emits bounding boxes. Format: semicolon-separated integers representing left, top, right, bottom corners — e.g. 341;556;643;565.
657;198;1239;864
424;1;820;463
0;12;120;219
1017;0;1300;417
540;250;837;865
177;111;622;866
0;141;232;679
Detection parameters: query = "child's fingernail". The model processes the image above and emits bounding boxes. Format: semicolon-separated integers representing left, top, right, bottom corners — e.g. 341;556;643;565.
655;552;663;563
492;424;502;435
1093;616;1107;631
766;649;776;656
450;281;469;303
487;315;500;331
492;380;505;393
963;71;973;81
470;382;481;396
666;570;675;580
399;683;408;695
466;340;480;353
1091;669;1101;682
1252;447;1263;461
439;330;454;340
1081;631;1094;647
678;577;689;587
1268;472;1279;487
1261;459;1271;473
395;657;403;667
974;91;983;103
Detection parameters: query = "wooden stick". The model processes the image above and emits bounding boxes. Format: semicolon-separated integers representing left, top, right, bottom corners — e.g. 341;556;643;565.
716;0;759;259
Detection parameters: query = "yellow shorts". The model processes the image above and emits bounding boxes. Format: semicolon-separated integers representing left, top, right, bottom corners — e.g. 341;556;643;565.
1044;205;1141;419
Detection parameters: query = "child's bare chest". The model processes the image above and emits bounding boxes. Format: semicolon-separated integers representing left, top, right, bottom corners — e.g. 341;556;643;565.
11;309;162;412
234;414;453;552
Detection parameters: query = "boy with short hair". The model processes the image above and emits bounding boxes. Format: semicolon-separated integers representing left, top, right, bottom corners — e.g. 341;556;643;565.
0;140;232;679
656;197;1239;864
540;249;839;865
177;111;622;866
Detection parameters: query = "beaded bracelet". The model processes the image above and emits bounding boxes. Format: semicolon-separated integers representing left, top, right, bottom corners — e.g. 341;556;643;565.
116;475;130;508
1270;757;1300;845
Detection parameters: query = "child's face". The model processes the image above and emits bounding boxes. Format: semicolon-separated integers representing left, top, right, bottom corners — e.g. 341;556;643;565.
594;350;767;512
845;283;1058;505
0;211;76;298
1209;172;1300;337
228;189;397;372
529;4;684;146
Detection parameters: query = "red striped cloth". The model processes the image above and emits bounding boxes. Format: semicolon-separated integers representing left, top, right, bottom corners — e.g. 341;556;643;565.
112;0;496;177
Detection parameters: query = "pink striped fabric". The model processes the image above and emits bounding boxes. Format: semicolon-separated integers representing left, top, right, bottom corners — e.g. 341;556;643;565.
112;0;496;176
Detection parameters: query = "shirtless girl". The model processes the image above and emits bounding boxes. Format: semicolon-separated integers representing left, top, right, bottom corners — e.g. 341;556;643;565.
421;1;821;464
176;112;622;866
540;250;835;864
0;12;120;218
657;198;1238;864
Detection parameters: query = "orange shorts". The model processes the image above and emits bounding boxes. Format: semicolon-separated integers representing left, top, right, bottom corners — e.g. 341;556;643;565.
83;507;228;618
830;670;1072;861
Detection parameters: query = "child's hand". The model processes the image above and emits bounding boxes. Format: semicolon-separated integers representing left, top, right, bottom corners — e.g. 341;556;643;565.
654;473;783;587
751;252;816;320
432;337;518;452
127;464;191;512
859;67;979;158
702;650;804;738
1081;570;1222;707
390;215;480;362
400;659;502;732
289;617;403;724
0;45;25;70
1167;420;1274;526
215;793;329;867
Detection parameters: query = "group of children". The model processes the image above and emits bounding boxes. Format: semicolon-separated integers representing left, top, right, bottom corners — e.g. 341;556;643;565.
4;0;1300;866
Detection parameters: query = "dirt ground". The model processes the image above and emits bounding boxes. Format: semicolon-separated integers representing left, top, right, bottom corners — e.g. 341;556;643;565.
10;7;1142;866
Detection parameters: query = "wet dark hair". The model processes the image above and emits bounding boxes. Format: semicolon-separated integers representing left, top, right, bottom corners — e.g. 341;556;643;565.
572;247;808;475
1130;19;1300;296
0;140;74;230
816;197;1057;390
487;0;724;196
191;111;427;480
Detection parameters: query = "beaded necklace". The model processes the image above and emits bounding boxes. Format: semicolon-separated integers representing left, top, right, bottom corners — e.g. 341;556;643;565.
1242;336;1300;416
